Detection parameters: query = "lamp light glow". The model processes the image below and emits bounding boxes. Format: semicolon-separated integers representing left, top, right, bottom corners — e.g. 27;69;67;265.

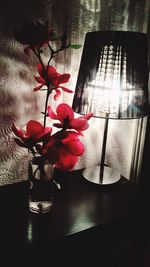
72;31;149;185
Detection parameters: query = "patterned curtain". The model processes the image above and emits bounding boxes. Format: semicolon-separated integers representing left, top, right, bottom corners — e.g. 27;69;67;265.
0;0;149;185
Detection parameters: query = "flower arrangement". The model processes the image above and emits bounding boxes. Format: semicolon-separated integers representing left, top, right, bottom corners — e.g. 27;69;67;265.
12;20;92;175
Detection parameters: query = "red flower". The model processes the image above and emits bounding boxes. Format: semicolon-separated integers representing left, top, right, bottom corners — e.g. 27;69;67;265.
41;131;85;171
34;64;72;100
48;103;93;133
12;120;52;148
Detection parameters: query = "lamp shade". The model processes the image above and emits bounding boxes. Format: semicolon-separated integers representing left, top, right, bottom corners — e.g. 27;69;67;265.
72;31;149;119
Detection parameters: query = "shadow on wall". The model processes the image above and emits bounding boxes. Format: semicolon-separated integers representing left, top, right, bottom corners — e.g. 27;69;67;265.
0;0;47;185
0;0;45;35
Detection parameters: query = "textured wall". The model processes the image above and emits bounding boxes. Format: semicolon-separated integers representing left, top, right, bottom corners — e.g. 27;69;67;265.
0;0;149;185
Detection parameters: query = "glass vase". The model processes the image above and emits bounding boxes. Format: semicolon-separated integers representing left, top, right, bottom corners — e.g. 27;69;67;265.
28;157;60;214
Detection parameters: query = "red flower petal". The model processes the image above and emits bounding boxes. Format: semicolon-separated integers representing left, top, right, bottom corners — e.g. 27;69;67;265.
33;84;44;92
79;113;93;120
56;149;78;171
36;127;52;141
71;118;89;131
27;122;42;136
61;131;80;141
57;73;70;84
26;120;44;138
71;113;93;131
61;131;84;153
54;89;61;100
56;103;74;120
62;139;85;156
47;106;58;119
47;66;58;79
12;122;24;139
34;75;45;84
37;64;44;77
59;86;73;93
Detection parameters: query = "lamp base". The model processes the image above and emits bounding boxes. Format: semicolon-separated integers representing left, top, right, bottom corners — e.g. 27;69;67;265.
83;165;121;185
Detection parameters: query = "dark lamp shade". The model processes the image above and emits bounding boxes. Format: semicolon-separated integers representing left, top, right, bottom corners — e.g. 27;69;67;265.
72;31;149;119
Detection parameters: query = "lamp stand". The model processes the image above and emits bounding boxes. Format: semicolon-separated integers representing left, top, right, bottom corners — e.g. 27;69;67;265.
83;118;121;185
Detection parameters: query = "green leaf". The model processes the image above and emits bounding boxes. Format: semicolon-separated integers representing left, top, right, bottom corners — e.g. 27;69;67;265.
69;44;82;49
41;88;48;91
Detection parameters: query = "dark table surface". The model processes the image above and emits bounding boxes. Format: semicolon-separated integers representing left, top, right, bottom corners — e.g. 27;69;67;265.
0;169;149;266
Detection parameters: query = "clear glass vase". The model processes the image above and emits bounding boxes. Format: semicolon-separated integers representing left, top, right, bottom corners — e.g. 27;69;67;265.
28;157;60;214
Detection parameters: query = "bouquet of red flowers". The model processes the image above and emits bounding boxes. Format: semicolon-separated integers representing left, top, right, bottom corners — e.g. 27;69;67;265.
12;20;92;172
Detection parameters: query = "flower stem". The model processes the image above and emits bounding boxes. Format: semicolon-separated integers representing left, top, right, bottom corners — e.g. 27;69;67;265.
34;49;52;128
33;42;69;128
44;89;50;127
34;49;48;82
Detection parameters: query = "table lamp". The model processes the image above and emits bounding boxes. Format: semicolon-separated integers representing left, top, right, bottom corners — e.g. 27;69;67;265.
72;31;149;185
